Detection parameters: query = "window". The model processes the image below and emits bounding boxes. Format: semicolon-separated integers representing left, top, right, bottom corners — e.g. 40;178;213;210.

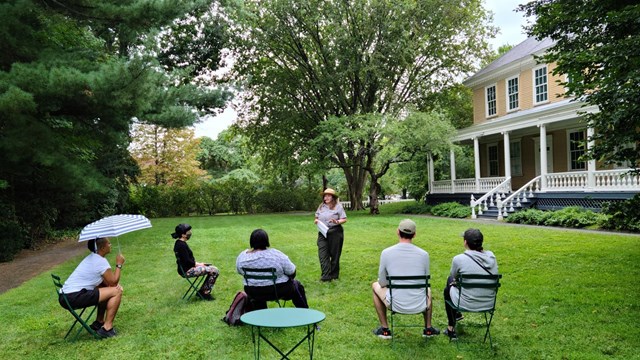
506;76;519;111
510;140;522;176
486;85;497;117
534;65;548;104
568;129;586;170
488;144;499;176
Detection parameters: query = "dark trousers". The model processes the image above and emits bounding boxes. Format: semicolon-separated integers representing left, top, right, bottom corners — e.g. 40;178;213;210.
245;280;309;310
444;275;458;327
317;225;344;279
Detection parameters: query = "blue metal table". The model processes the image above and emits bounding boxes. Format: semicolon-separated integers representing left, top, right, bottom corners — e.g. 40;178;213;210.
241;308;325;359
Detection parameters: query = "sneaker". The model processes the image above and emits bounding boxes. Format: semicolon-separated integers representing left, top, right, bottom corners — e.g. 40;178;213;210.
455;312;464;322
423;326;440;337
89;320;103;331
97;326;117;338
320;277;332;282
198;291;214;301
372;326;392;339
444;328;458;341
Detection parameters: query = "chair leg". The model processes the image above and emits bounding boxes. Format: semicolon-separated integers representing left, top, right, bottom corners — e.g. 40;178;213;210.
66;305;98;341
483;311;495;347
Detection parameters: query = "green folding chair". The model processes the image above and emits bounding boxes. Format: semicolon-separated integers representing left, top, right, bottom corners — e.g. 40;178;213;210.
445;273;502;348
386;274;431;344
51;273;100;341
241;267;287;308
175;252;207;301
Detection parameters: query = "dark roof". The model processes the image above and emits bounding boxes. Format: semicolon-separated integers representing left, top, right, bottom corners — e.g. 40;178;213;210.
465;37;556;84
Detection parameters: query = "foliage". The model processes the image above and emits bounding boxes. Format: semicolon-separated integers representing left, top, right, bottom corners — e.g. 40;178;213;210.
401;202;432;215
519;1;640;171
226;0;496;211
430;202;471;218
2;215;639;359
506;207;612;230
0;0;229;257
130;124;208;186
600;194;640;232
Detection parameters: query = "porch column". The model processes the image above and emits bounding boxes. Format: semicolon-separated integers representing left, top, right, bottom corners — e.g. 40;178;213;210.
428;152;435;193
450;148;456;193
587;127;596;189
539;124;547;191
503;131;511;185
473;137;481;193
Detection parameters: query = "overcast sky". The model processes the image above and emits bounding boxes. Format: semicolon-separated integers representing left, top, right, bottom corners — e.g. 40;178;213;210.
194;1;532;138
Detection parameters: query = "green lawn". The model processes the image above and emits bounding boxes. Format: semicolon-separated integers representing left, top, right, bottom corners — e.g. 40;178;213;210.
1;208;639;359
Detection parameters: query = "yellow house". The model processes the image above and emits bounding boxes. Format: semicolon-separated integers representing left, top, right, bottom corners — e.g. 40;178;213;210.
427;37;639;219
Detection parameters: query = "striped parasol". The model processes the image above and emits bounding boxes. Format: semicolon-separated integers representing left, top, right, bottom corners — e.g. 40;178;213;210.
78;214;152;242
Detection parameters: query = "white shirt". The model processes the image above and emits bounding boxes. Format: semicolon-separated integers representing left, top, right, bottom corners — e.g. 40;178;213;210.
61;253;111;293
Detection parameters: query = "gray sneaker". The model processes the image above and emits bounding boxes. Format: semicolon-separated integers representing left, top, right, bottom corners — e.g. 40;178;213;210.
372;326;392;339
97;326;117;338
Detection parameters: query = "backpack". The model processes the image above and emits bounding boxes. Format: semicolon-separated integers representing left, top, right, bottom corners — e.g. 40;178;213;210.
222;291;252;326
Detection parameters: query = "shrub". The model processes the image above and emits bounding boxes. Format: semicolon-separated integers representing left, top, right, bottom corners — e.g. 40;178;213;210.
430;202;470;218
505;208;550;225
543;206;606;228
0;206;26;262
600;194;640;233
401;202;431;214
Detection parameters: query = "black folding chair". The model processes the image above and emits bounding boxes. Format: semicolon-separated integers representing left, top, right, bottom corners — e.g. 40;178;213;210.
51;273;100;341
175;252;207;301
241;267;287;308
386;274;431;344
445;273;502;348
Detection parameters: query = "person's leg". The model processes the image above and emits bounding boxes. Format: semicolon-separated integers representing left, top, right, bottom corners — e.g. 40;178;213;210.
286;280;309;308
97;285;123;331
444;276;457;330
422;287;433;328
328;226;344;279
317;233;331;280
245;286;270;310
201;265;219;295
372;282;389;328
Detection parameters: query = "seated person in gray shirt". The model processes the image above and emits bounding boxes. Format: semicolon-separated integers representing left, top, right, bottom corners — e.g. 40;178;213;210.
443;228;499;340
371;219;440;339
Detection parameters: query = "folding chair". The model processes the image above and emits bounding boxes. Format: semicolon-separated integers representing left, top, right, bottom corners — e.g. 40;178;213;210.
445;273;502;348
175;252;207;301
386;274;430;344
241;267;287;308
51;273;101;341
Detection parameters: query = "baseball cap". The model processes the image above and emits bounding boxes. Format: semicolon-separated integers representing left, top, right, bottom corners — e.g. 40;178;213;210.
398;219;416;235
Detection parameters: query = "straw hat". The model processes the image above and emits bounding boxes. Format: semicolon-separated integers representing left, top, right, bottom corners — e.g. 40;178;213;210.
321;188;337;197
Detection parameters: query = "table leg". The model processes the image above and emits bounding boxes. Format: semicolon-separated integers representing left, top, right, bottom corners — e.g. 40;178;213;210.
253;323;318;360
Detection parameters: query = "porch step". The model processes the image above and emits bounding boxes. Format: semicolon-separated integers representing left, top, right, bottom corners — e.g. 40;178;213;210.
477;198;536;219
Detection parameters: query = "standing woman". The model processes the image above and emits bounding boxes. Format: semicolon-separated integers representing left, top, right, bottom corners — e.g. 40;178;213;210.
172;223;219;300
314;188;347;281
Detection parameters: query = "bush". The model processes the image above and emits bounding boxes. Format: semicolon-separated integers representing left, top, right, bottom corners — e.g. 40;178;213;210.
600;194;640;233
0;207;26;262
401;202;432;214
542;206;606;228
430;202;470;218
505;208;550;225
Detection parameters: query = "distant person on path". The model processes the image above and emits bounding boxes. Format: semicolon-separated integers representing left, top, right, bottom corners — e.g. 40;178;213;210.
371;219;439;339
236;229;309;309
314;188;347;281
443;228;499;341
173;223;219;301
59;237;125;338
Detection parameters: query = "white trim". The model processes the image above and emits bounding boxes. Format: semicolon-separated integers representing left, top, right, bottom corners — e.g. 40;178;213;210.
566;127;587;171
505;75;519;112
533;64;549;105
485;83;497;118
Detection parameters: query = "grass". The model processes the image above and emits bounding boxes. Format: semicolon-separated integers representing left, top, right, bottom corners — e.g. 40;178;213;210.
1;205;639;359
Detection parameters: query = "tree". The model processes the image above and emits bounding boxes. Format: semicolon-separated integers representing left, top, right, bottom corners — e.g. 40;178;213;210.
130;124;208;186
225;0;496;210
519;1;640;171
0;0;229;255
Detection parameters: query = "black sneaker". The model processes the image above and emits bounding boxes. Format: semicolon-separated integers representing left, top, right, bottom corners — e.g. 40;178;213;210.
97;326;117;338
198;291;214;301
455;312;464;322
89;320;103;331
444;328;458;341
422;326;440;338
372;326;392;339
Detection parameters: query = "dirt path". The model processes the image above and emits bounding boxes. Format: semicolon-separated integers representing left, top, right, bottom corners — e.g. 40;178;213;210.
0;237;86;294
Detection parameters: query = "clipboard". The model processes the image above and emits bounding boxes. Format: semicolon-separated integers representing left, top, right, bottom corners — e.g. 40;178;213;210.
317;221;328;237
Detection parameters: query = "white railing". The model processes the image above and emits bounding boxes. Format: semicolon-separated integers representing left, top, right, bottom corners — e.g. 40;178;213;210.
431;177;507;194
470;177;511;219
339;198;415;209
497;176;541;220
545;169;640;191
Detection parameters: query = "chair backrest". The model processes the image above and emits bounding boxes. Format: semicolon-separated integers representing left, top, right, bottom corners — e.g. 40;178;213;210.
454;273;502;311
386;274;430;313
51;273;74;310
174;251;188;277
241;267;278;285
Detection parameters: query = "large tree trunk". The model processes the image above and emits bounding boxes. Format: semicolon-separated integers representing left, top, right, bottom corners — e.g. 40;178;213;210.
368;176;381;214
